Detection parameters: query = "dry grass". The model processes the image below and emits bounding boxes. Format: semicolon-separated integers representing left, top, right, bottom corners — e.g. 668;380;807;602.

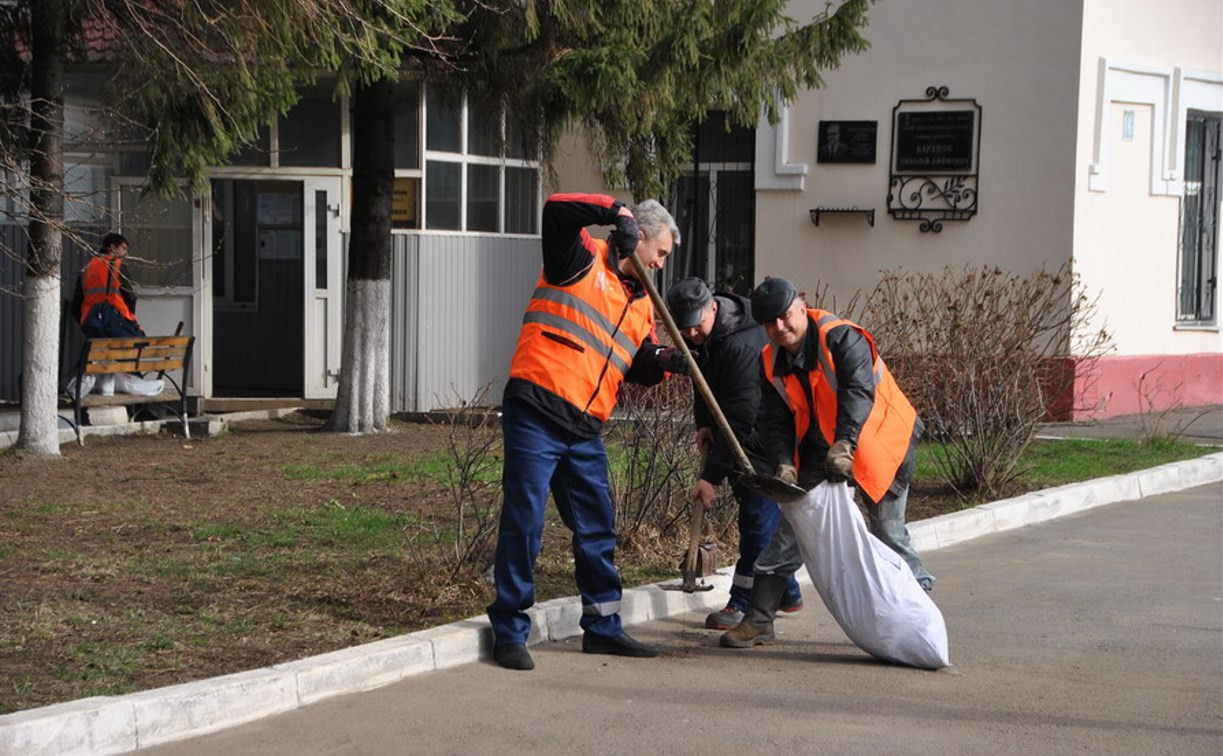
0;410;1017;714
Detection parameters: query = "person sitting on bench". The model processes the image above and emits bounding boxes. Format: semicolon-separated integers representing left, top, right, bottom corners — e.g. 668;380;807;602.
69;233;162;396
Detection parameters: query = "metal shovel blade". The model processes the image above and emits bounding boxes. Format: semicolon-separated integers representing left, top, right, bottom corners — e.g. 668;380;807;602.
660;578;716;593
739;470;808;503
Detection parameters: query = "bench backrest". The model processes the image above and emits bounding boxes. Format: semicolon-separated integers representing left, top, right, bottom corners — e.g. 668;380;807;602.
81;335;194;376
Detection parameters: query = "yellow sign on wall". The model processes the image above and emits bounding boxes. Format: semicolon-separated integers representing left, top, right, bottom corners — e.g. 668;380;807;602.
392;178;420;229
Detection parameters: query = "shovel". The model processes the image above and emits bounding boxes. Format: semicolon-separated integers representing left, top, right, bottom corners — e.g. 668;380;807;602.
626;250;808;506
664;447;718;592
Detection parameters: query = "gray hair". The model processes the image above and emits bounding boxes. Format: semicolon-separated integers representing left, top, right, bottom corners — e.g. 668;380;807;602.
632;199;681;246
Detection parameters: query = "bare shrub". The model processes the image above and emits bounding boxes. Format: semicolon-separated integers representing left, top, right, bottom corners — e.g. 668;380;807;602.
606;376;735;552
1134;365;1214;444
835;263;1112;500
409;385;503;582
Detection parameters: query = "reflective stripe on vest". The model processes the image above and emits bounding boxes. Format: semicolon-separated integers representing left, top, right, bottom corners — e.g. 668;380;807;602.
79;256;136;325
508;238;654;422
762;308;917;502
522;287;641;377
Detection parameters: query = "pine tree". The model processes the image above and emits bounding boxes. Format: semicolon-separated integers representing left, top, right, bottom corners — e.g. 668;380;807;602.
2;0;876;447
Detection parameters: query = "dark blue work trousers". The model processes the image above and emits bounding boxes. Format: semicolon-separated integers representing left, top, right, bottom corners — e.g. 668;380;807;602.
728;487;803;612
487;400;624;646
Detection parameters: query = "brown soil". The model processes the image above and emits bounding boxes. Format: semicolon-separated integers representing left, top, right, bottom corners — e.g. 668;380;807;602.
0;411;966;714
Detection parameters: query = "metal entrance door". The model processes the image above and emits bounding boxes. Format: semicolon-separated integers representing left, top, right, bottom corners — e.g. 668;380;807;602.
302;178;342;398
208;178;342;398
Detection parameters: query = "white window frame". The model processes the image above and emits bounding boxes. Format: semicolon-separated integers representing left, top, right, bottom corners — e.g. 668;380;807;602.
418;83;540;236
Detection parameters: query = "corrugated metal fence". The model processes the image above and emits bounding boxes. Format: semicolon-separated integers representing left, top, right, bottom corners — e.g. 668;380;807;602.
391;233;538;413
0;227;95;403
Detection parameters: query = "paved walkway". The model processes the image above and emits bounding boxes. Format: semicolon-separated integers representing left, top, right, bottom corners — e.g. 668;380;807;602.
141;484;1223;756
1037;405;1223;446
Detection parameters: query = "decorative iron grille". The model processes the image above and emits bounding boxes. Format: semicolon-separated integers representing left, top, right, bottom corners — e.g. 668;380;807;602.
887;86;982;232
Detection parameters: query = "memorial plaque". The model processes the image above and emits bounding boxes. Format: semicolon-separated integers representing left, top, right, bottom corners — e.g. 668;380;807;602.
894;110;975;172
817;120;877;164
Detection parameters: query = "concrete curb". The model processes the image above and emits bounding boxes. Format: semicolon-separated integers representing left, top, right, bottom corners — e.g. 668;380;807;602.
2;453;1220;755
0;408;303;451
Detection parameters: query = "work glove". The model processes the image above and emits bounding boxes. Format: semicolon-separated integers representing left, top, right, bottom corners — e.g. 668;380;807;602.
657;346;690;375
611;215;640;259
825;440;855;482
776;463;798;486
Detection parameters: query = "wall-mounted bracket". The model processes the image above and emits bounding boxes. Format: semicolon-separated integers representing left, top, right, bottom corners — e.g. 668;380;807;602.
809;207;875;227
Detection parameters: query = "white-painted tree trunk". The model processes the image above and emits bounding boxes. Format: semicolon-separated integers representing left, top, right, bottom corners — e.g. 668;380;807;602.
327;278;390;434
17;273;62;456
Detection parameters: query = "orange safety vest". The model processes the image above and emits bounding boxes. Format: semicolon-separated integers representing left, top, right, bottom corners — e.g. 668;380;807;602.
508;236;654;422
762;308;917;502
78;255;136;325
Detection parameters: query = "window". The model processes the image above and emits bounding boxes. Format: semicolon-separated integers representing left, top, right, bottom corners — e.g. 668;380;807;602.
425;161;461;231
420;84;540;234
393;80;421;170
1178;112;1220;324
0;167;26;222
466;164;499;232
505;167;538;234
119;183;193;288
426;88;462;153
226;82;342;168
279;87;341;167
668;111;756;295
60;160;112;225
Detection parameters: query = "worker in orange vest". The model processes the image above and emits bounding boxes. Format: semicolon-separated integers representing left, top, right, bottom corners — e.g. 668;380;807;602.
487;193;683;671
72;233;146;339
721;277;934;649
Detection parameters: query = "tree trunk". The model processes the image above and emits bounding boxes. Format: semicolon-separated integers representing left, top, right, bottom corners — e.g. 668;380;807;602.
16;0;67;456
326;76;395;433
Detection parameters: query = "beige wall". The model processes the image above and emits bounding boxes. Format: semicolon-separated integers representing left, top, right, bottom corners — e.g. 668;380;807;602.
546;129;633;206
1073;0;1222;356
541;0;1220;365
754;0;1085;301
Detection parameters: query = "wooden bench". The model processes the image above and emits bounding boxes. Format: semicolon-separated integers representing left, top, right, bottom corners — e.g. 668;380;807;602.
61;334;195;445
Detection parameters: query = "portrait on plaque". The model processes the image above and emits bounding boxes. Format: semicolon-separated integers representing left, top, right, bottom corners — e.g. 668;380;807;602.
817;120;877;164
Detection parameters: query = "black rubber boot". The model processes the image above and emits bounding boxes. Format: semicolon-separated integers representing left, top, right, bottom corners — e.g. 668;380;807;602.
720;573;789;648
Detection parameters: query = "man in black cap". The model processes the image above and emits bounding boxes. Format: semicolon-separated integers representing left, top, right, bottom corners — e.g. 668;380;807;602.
666;277;803;630
721;277;933;649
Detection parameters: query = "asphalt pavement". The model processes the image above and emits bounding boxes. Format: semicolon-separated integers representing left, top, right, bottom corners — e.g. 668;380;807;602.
136;483;1223;756
1036;405;1223;446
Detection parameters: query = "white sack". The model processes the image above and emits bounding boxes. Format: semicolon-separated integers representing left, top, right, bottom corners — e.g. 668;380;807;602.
781;481;950;669
65;374;96;396
114;373;164;396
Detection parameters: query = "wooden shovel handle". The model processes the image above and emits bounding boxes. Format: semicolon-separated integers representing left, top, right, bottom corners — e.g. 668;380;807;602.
627;251;756;476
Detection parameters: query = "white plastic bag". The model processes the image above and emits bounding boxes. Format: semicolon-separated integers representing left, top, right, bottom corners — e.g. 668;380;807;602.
781;481;950;669
64;374;96;397
114;373;164;396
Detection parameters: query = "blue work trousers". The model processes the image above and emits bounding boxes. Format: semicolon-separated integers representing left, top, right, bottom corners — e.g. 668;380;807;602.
487;401;623;646
727;488;803;612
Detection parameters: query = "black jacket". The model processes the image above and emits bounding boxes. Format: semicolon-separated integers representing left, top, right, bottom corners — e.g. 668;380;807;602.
687;293;770;486
758;315;921;496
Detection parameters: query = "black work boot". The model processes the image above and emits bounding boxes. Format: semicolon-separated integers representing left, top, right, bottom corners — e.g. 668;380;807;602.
720;573;788;649
581;630;659;658
493;643;535;670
